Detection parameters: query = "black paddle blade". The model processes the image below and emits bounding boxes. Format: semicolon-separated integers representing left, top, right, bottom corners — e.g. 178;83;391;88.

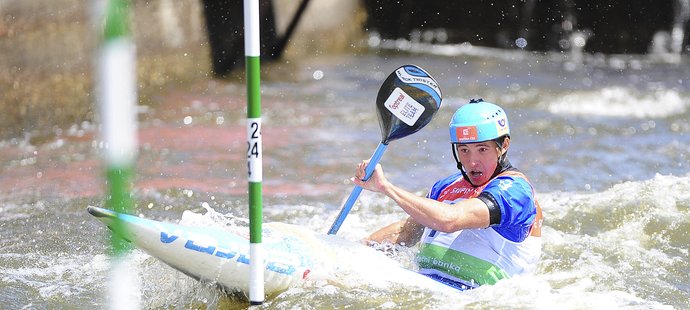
376;65;442;144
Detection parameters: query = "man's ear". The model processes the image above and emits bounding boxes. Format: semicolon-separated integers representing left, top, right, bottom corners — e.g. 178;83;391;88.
501;137;510;154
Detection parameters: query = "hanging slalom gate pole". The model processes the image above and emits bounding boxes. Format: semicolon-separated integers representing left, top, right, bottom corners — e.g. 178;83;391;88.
97;0;141;308
244;0;264;304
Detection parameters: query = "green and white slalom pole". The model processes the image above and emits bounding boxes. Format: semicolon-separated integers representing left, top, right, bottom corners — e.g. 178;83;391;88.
244;0;264;304
96;0;140;308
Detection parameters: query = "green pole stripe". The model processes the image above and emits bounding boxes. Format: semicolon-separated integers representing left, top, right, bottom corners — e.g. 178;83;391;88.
248;182;263;243
106;166;134;255
102;0;135;258
246;56;261;118
246;55;262;244
104;0;131;40
418;244;509;286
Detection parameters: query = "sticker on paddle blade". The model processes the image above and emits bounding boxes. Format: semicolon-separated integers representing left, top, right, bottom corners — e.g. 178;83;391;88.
383;87;426;126
376;64;443;144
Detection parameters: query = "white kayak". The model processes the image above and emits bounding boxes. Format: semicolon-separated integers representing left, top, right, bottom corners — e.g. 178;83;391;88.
87;206;457;297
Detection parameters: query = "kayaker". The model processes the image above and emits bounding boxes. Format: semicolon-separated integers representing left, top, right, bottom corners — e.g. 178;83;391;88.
353;99;543;290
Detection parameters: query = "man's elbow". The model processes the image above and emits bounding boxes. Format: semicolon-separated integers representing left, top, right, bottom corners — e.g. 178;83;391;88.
432;218;462;233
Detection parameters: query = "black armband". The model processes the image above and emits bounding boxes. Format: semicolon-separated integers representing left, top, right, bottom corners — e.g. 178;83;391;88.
477;192;501;226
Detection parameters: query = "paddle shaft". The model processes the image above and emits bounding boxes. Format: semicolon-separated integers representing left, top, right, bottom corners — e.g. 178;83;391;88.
328;142;388;235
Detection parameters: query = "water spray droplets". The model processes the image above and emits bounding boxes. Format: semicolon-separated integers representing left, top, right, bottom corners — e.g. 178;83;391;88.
515;38;527;49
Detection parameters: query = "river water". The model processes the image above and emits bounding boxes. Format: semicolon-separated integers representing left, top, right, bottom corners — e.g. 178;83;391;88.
1;44;689;308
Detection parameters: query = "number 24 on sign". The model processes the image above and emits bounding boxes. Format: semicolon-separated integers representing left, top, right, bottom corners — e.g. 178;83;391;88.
247;120;261;179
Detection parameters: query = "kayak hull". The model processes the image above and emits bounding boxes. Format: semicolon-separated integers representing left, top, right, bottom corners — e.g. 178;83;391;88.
87;206;310;295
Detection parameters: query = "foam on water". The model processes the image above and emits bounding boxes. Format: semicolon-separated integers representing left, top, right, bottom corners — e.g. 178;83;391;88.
120;174;689;308
3;174;685;308
548;86;688;118
535;173;690;308
119;203;458;307
0;252;109;307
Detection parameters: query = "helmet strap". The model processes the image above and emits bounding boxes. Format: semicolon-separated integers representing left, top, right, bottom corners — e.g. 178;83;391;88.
492;136;512;179
451;144;475;186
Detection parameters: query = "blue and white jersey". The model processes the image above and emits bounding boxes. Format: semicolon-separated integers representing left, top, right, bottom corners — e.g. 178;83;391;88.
417;170;542;289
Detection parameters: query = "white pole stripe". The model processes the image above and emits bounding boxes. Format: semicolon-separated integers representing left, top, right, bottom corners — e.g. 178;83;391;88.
248;243;265;302
243;0;260;57
100;38;137;166
247;118;263;182
108;255;141;309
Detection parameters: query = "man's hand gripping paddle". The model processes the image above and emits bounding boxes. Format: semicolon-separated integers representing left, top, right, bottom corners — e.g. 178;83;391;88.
327;65;443;235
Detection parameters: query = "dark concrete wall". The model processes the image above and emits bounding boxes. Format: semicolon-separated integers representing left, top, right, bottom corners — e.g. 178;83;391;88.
201;0;279;77
362;0;687;54
199;0;689;76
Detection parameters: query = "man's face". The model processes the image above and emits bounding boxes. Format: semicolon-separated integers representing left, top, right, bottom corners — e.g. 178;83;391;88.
455;141;501;186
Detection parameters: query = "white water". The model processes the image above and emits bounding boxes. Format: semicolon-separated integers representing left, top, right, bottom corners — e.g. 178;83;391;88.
1;48;689;308
85;173;686;309
549;86;687;118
